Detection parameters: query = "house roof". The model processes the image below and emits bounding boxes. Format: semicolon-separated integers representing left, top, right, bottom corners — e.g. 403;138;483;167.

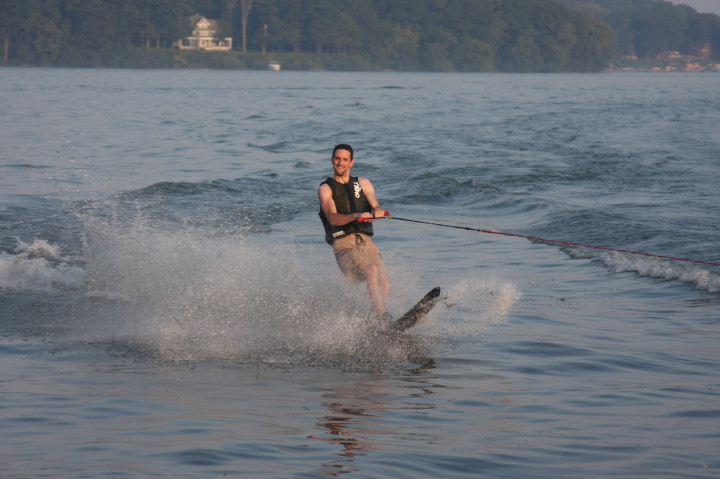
189;13;218;30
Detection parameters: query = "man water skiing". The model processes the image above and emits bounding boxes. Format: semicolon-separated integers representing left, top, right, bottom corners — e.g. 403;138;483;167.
318;144;391;327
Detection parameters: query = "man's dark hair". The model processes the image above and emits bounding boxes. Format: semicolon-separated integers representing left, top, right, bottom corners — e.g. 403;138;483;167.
333;143;354;160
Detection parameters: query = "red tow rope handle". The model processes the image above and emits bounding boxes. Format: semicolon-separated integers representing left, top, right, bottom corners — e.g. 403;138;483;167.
357;211;390;223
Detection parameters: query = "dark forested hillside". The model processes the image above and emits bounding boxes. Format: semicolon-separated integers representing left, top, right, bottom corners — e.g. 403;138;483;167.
9;0;716;72
247;0;616;72
556;0;720;58
1;0;617;71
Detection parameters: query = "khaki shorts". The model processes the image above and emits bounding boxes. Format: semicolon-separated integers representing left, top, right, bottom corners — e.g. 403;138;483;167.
332;233;387;283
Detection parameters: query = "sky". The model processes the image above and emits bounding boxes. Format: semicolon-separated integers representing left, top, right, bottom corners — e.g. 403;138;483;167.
670;0;720;15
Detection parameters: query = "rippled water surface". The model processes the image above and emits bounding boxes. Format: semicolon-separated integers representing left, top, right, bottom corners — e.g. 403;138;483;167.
1;68;719;478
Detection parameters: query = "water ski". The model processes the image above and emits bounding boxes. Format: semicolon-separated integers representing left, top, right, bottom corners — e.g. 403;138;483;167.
388;287;441;333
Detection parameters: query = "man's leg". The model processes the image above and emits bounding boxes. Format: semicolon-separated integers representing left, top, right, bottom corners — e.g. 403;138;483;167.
365;261;390;318
334;234;391;326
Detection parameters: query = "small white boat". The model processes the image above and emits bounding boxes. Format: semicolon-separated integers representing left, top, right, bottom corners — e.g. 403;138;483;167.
268;61;281;71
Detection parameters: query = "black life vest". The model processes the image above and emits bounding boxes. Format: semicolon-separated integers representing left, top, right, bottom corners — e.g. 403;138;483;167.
319;176;374;245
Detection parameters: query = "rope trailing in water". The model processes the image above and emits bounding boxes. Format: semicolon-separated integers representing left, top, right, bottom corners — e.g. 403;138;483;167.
384;215;720;268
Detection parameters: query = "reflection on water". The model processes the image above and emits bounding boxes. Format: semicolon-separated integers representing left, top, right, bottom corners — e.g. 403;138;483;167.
310;358;437;476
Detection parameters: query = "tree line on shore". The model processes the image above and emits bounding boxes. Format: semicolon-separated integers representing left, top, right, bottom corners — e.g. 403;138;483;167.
1;0;717;72
558;0;720;59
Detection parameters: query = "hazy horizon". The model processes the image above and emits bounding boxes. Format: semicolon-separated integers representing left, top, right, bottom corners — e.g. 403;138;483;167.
670;0;720;16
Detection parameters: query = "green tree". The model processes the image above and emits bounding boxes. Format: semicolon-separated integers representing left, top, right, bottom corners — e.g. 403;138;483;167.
1;0;36;63
29;1;63;64
452;37;494;72
308;2;360;55
684;13;714;55
504;30;544;72
387;26;420;70
568;15;615;71
631;4;685;57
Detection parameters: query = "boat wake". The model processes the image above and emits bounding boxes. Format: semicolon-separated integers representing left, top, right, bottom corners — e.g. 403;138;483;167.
564;246;720;293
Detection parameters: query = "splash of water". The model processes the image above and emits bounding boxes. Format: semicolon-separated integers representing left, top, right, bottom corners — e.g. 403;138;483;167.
0;238;85;291
78;215;422;366
76;211;522;367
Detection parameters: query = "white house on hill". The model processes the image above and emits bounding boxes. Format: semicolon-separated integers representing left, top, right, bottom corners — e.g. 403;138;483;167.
175;14;232;51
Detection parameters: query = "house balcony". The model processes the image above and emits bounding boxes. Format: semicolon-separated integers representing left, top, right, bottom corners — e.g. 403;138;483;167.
175;37;233;51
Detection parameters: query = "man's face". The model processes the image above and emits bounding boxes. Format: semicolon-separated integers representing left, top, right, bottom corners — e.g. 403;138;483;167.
332;149;354;176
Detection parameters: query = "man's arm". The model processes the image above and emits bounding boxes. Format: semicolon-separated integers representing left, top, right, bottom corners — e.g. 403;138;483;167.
358;178;386;218
318;183;374;226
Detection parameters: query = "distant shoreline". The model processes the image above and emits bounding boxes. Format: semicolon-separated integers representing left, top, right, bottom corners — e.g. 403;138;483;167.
3;51;719;74
3;65;718;73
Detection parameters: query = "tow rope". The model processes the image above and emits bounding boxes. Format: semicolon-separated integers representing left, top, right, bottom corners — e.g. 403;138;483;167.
380;214;720;268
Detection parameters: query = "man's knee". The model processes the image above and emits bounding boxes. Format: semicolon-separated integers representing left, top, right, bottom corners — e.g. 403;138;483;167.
366;263;390;292
365;262;379;277
365;262;385;282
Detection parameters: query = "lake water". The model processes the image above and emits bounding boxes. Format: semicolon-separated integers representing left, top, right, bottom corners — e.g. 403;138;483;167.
1;68;719;478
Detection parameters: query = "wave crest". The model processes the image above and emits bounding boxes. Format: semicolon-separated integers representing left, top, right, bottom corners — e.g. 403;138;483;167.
0;239;86;291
